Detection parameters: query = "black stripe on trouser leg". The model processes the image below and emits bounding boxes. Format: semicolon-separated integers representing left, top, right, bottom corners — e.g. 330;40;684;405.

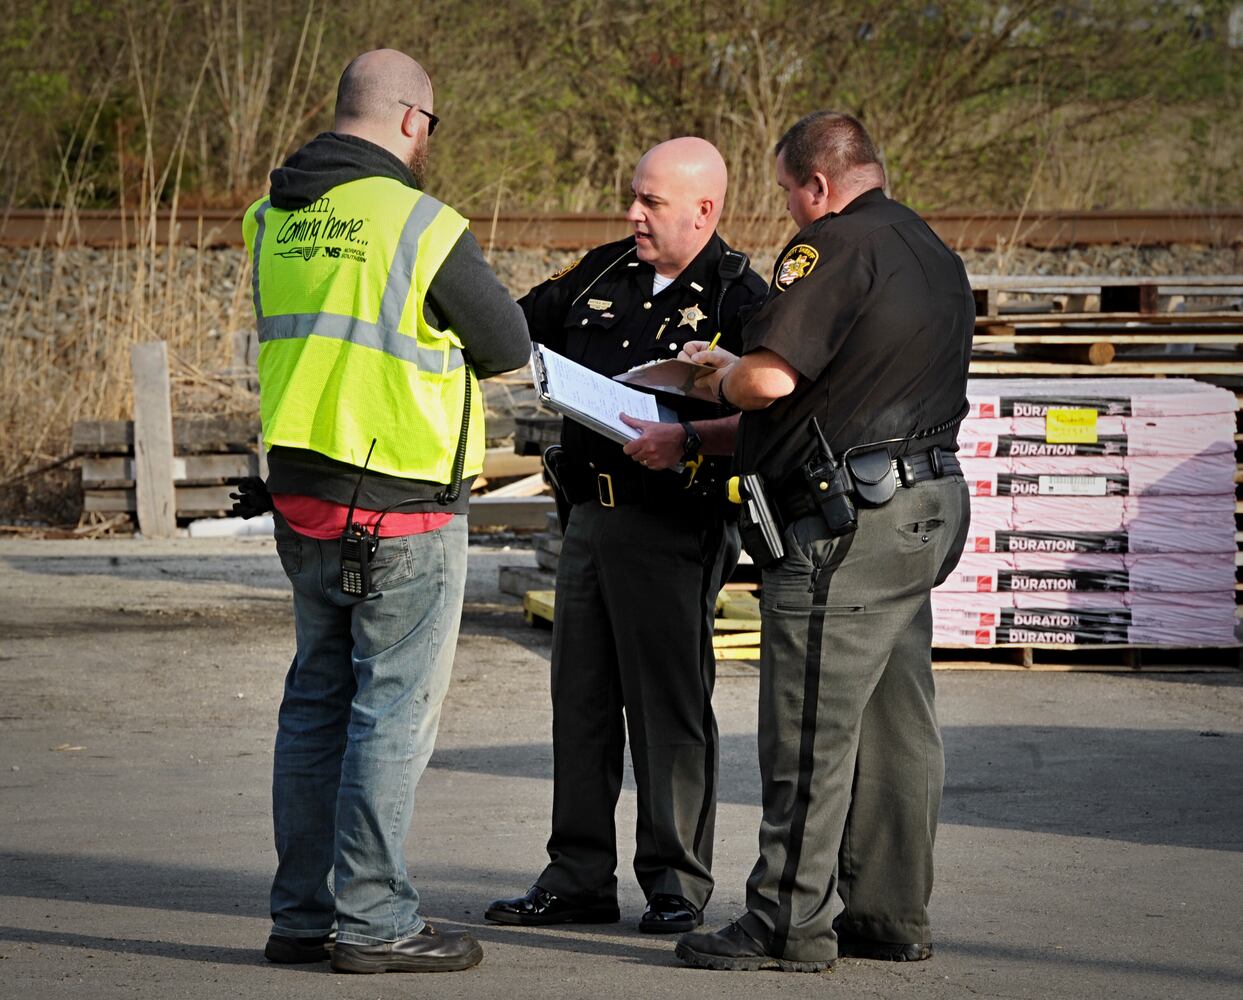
690;520;726;871
770;541;847;957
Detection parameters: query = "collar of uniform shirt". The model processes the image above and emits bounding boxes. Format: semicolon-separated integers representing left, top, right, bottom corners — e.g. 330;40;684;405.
632;231;726;297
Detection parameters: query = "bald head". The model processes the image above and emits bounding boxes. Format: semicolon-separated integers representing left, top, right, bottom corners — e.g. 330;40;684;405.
336;49;432;126
627;137;729;277
333;49;435;184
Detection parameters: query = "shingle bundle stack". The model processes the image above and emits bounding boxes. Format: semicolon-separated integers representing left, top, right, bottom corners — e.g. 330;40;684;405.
933;378;1238;647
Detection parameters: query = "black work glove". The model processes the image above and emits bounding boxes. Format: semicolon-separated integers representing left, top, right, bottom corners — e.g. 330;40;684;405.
229;476;274;519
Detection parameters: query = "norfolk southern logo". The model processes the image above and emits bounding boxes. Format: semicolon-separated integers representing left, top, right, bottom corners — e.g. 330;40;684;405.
274;196;369;263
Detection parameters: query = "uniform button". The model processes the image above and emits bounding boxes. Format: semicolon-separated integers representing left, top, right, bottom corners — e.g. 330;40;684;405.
622;340;630;348
669;343;678;350
643;302;652;310
581;318;589;326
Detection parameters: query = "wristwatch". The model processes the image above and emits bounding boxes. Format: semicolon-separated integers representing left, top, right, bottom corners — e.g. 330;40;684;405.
680;421;702;461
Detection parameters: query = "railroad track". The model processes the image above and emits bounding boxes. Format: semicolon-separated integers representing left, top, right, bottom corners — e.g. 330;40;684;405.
3;208;1241;250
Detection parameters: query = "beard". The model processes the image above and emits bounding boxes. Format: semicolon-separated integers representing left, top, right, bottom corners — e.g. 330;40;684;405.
407;142;430;189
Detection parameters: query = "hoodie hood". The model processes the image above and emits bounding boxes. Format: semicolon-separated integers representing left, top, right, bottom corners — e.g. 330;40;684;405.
268;132;416;210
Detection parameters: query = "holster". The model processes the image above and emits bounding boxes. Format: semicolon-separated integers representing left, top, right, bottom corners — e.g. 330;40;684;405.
542;445;574;534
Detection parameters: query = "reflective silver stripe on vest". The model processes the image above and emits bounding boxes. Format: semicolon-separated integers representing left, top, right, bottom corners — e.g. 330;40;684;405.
253;192;461;372
381;193;445;332
250;200;271;320
258;312;462;371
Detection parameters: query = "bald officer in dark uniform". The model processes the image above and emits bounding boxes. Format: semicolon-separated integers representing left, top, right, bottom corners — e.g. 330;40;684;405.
486;137;766;934
676;112;973;972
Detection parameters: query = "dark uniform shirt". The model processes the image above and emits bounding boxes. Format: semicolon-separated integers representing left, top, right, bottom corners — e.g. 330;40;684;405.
521;233;768;480
736;188;974;484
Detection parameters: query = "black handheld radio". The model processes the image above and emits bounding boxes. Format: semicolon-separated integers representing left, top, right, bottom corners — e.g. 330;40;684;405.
340;440;380;597
804;418;858;537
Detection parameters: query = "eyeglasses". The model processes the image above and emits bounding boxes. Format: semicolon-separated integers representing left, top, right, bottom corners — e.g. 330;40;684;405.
397;100;439;136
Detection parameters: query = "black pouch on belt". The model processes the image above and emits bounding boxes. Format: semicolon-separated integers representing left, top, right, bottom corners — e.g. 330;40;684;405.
844;447;897;507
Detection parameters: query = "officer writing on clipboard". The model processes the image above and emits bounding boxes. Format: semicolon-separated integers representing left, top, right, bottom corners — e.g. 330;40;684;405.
675;111;973;972
486;138;766;934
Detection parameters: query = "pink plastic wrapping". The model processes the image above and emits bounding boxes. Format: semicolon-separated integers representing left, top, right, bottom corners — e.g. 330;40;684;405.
967;378;1237;419
936;551;1236;594
931;591;1236;646
958;415;1235;458
957;454;1236;498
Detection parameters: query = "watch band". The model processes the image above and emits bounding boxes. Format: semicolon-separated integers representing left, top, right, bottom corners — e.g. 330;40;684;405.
680;421;702;461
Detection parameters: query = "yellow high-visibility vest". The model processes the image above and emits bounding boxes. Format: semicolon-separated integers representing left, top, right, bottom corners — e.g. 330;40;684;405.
242;177;484;483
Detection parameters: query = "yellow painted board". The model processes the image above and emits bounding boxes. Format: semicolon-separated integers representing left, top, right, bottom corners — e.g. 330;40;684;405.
523;589;556;624
713;631;762;648
713;618;764;631
716;648;761;661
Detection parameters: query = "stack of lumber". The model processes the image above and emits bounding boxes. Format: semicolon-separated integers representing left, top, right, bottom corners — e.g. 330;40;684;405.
75;415;262;520
969;274;1243;376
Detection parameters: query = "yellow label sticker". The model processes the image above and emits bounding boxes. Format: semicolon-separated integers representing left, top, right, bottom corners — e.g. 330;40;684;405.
1046;408;1098;443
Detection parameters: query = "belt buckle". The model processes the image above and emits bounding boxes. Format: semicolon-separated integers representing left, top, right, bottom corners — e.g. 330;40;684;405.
597;472;615;508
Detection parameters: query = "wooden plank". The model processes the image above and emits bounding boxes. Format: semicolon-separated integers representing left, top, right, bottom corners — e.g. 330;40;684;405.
498;564;556;598
716;648;761;662
484;472;548;498
482;448;543;480
83;485;236;514
1012;342;1116;366
533;532;563;558
522;589;557;627
978;311;1243;327
82;453;259;485
717;590;761;620
967;274;1243;290
712;631;762;648
713;618;764;631
469;495;556;529
974;333;1243;345
131;343;176;538
930;661;1236;673
71;416;262;455
969;359;1243;375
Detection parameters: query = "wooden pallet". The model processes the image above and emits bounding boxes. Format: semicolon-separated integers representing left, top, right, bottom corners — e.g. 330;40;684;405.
932;643;1240;672
969;274;1243;319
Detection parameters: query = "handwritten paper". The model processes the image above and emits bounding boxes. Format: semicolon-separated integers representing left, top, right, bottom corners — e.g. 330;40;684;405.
535;345;663;441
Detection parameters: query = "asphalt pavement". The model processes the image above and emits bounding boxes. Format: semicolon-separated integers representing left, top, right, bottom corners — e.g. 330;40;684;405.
1;537;1240;999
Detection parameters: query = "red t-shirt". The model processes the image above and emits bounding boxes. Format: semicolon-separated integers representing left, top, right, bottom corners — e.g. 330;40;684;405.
272;493;453;540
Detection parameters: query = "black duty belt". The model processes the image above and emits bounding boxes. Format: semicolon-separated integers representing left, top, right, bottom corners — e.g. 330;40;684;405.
552;454;724;513
775;446;962;524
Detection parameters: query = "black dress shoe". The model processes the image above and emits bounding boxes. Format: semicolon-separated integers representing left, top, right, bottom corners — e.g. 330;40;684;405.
263;932;332;964
835;925;932;962
330;923;482;974
639;894;702;934
484;884;620;926
676;920;834;973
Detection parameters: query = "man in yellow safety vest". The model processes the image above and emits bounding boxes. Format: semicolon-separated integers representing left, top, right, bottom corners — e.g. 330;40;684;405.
242;48;529;975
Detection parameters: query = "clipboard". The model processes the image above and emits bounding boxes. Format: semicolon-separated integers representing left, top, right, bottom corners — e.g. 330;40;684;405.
613;357;718;402
531;344;678;446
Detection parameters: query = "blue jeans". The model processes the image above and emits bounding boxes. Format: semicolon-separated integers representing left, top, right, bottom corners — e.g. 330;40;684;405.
269;513;467;945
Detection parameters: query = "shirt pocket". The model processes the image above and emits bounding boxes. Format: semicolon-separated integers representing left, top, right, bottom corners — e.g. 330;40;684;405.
564;301;625;338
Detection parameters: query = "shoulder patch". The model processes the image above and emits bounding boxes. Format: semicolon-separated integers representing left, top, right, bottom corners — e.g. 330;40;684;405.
775;244;819;291
548;256;582;281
